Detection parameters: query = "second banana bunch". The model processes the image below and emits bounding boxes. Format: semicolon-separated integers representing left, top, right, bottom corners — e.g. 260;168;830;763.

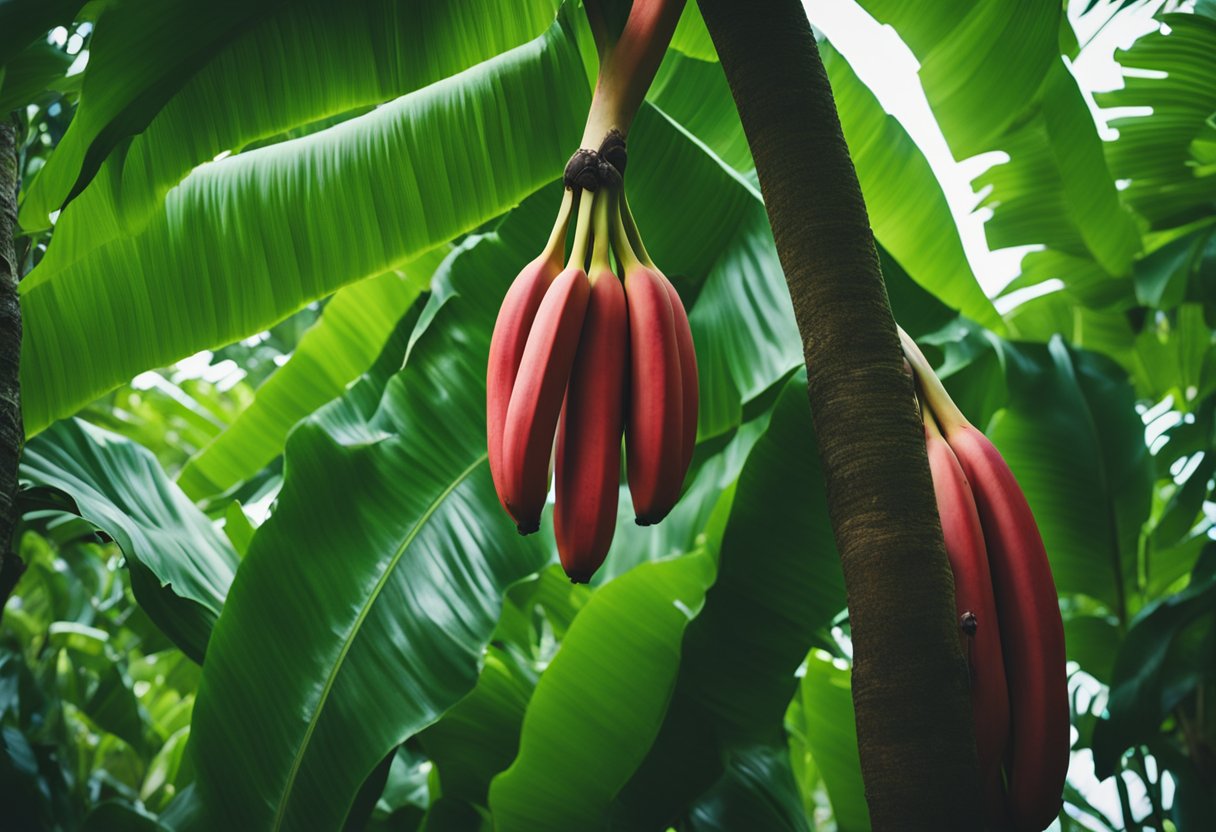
487;181;698;584
901;329;1069;832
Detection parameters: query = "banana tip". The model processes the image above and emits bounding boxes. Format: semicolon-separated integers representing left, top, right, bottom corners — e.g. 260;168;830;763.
516;522;540;536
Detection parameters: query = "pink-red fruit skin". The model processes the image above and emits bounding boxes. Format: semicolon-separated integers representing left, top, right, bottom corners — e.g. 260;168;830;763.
948;425;1069;832
624;265;684;525
501;267;591;534
925;429;1011;823
661;274;698;474
555;268;628;582
487;256;560;521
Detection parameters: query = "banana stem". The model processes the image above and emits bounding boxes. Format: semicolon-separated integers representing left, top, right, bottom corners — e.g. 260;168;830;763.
922;398;944;440
589;191;612;273
897;326;971;433
567;189;596;271
583;0;611;59
543;188;577;263
579;0;687;147
609;190;643;272
618;190;655;268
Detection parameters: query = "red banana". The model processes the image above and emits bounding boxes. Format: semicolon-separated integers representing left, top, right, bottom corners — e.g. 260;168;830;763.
554;261;628;582
947;424;1069;832
661;274;698;474
487;191;574;522
501;266;591;534
923;412;1010;816
899;327;1068;831
623;263;684;525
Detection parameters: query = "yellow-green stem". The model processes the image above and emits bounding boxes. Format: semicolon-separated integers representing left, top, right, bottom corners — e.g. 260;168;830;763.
567;189;596;271
897;327;970;433
589;191;612;274
543;188;576;263
619;191;655;268
609;191;644;272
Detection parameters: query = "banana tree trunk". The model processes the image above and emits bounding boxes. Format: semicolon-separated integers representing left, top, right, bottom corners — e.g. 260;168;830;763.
695;0;982;825
0;118;24;608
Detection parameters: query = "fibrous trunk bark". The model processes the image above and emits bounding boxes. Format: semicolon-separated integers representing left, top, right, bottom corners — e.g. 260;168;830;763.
0;118;24;608
695;0;982;826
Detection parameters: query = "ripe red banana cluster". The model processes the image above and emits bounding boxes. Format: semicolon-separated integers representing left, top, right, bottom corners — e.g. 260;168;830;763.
901;329;1069;831
486;0;694;583
487;159;697;583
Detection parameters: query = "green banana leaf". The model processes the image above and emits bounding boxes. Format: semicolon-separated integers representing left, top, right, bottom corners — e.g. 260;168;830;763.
647;26;1001;334
977;60;1141;289
857;0;1143;304
0;0;87;68
682;744;810;832
488;551;716;831
787;651;870;831
19;17;588;436
1097;14;1216;230
600;404;777;582
1091;547;1216;777
0;39;72;113
20;0;294;221
1013;293;1215;416
176;250;446;499
49;622;152;754
669;2;717;63
18;419;239;663
616;373;847;826
1062;614;1121;686
25;0;561;268
649;49;753;176
417;647;533;809
853;0;1060;160
823;44;1002;331
186;187;559;830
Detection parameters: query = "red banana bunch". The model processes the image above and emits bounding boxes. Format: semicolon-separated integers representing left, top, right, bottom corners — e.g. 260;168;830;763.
488;184;697;583
901;329;1069;831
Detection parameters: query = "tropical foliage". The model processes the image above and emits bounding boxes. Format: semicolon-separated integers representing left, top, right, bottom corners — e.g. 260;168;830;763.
1;0;1213;829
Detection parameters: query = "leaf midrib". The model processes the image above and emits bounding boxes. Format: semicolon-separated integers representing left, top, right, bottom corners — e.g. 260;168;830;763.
271;451;488;831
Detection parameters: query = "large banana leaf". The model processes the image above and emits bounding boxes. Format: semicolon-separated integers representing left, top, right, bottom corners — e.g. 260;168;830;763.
20;0;293;221
25;0;561;270
1097;13;1216;230
1091;549;1216;777
0;0;86;68
682;745;810;832
488;552;716;831
822;44;1002;330
176;249;447;499
647;26;1000;332
417;646;534;810
616;374;847;827
858;0;1143;303
0;40;71;113
188;242;548;828
788;651;870;831
977;60;1141;291
18;420;239;663
853;0;1060;160
19;18;588;436
648;49;754;176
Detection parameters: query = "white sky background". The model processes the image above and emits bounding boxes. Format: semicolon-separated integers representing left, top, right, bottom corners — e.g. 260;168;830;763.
803;2;1171;828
